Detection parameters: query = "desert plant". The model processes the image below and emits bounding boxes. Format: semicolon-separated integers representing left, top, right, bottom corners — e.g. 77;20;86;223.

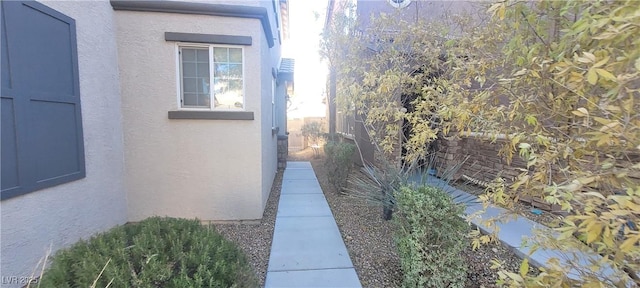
394;185;469;288
301;121;325;158
324;140;356;192
38;217;257;287
345;152;476;220
347;158;407;220
300;121;324;146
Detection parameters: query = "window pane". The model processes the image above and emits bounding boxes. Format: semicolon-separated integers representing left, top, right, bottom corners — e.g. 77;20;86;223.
214;79;243;109
229;64;242;79
229;79;243;92
214;64;229;77
183;78;197;93
182;49;195;61
197;93;210;107
197;77;210;94
229;48;242;63
183;93;197;106
180;47;210;108
214;47;227;62
183;63;196;77
213;77;224;94
197;63;209;78
196;49;209;62
211;47;242;110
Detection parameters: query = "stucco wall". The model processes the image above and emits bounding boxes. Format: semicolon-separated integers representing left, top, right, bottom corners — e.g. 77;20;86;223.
0;1;128;285
115;10;272;221
260;33;278;209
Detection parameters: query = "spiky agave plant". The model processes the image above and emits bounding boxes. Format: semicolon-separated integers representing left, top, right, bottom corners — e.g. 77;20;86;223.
344;152;478;220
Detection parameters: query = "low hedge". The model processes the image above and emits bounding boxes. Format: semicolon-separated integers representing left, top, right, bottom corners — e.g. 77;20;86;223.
39;217;257;287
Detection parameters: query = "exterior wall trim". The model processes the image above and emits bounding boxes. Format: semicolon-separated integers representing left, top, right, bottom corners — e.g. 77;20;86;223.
165;32;252;46
110;0;274;47
168;110;254;120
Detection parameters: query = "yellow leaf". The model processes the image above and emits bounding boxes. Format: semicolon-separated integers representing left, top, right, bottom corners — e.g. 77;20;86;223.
583;191;605;200
602;162;614;169
520;258;529;277
577;57;591;64
599;121;620;132
578;177;597;185
593;56;610;68
619;237;637;252
490;259;502;270
595;68;616;82
513;69;527;77
587;68;598;85
583;52;596;62
505;272;523;282
498;4;506;20
586;222;602;243
572;107;589;117
593;117;612;125
487;3;501;15
603;226;614;247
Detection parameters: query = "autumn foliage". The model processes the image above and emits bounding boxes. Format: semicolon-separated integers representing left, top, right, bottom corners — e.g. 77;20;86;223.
322;0;639;286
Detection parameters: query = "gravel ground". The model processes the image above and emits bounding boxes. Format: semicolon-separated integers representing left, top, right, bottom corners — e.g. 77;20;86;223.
290;147;532;287
212;170;282;287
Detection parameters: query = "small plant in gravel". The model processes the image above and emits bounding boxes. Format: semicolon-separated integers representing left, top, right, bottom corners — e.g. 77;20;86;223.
346;153;475;221
301;121;325;158
324;140;356;192
300;121;324;145
38;217;257;287
394;185;469;288
346;158;408;220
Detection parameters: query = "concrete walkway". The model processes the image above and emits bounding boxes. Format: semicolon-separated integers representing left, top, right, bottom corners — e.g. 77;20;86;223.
418;176;625;283
265;161;361;288
264;163;625;285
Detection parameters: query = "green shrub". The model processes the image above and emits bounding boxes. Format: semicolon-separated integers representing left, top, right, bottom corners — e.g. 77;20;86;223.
300;121;324;146
394;186;469;288
39;217;257;288
323;140;356;192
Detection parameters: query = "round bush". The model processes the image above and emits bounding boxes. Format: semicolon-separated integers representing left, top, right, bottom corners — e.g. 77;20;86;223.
394;185;469;288
39;217;257;287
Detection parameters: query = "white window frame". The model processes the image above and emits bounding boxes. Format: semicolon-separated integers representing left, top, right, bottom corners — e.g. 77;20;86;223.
175;43;246;111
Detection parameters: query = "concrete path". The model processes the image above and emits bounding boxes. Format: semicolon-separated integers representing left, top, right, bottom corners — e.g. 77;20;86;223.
265;161;362;288
416;176;625;283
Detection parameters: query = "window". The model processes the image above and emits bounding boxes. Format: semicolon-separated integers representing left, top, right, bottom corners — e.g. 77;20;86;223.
179;45;244;110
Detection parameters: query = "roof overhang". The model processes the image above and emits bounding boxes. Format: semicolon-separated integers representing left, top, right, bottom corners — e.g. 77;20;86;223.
278;58;295;83
110;0;275;48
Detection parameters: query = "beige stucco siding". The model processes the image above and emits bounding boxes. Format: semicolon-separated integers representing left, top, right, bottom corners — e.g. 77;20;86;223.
260;33;278;209
115;11;270;221
0;1;128;286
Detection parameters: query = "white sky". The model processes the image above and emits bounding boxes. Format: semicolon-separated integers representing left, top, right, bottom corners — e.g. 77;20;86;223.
282;0;329;118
